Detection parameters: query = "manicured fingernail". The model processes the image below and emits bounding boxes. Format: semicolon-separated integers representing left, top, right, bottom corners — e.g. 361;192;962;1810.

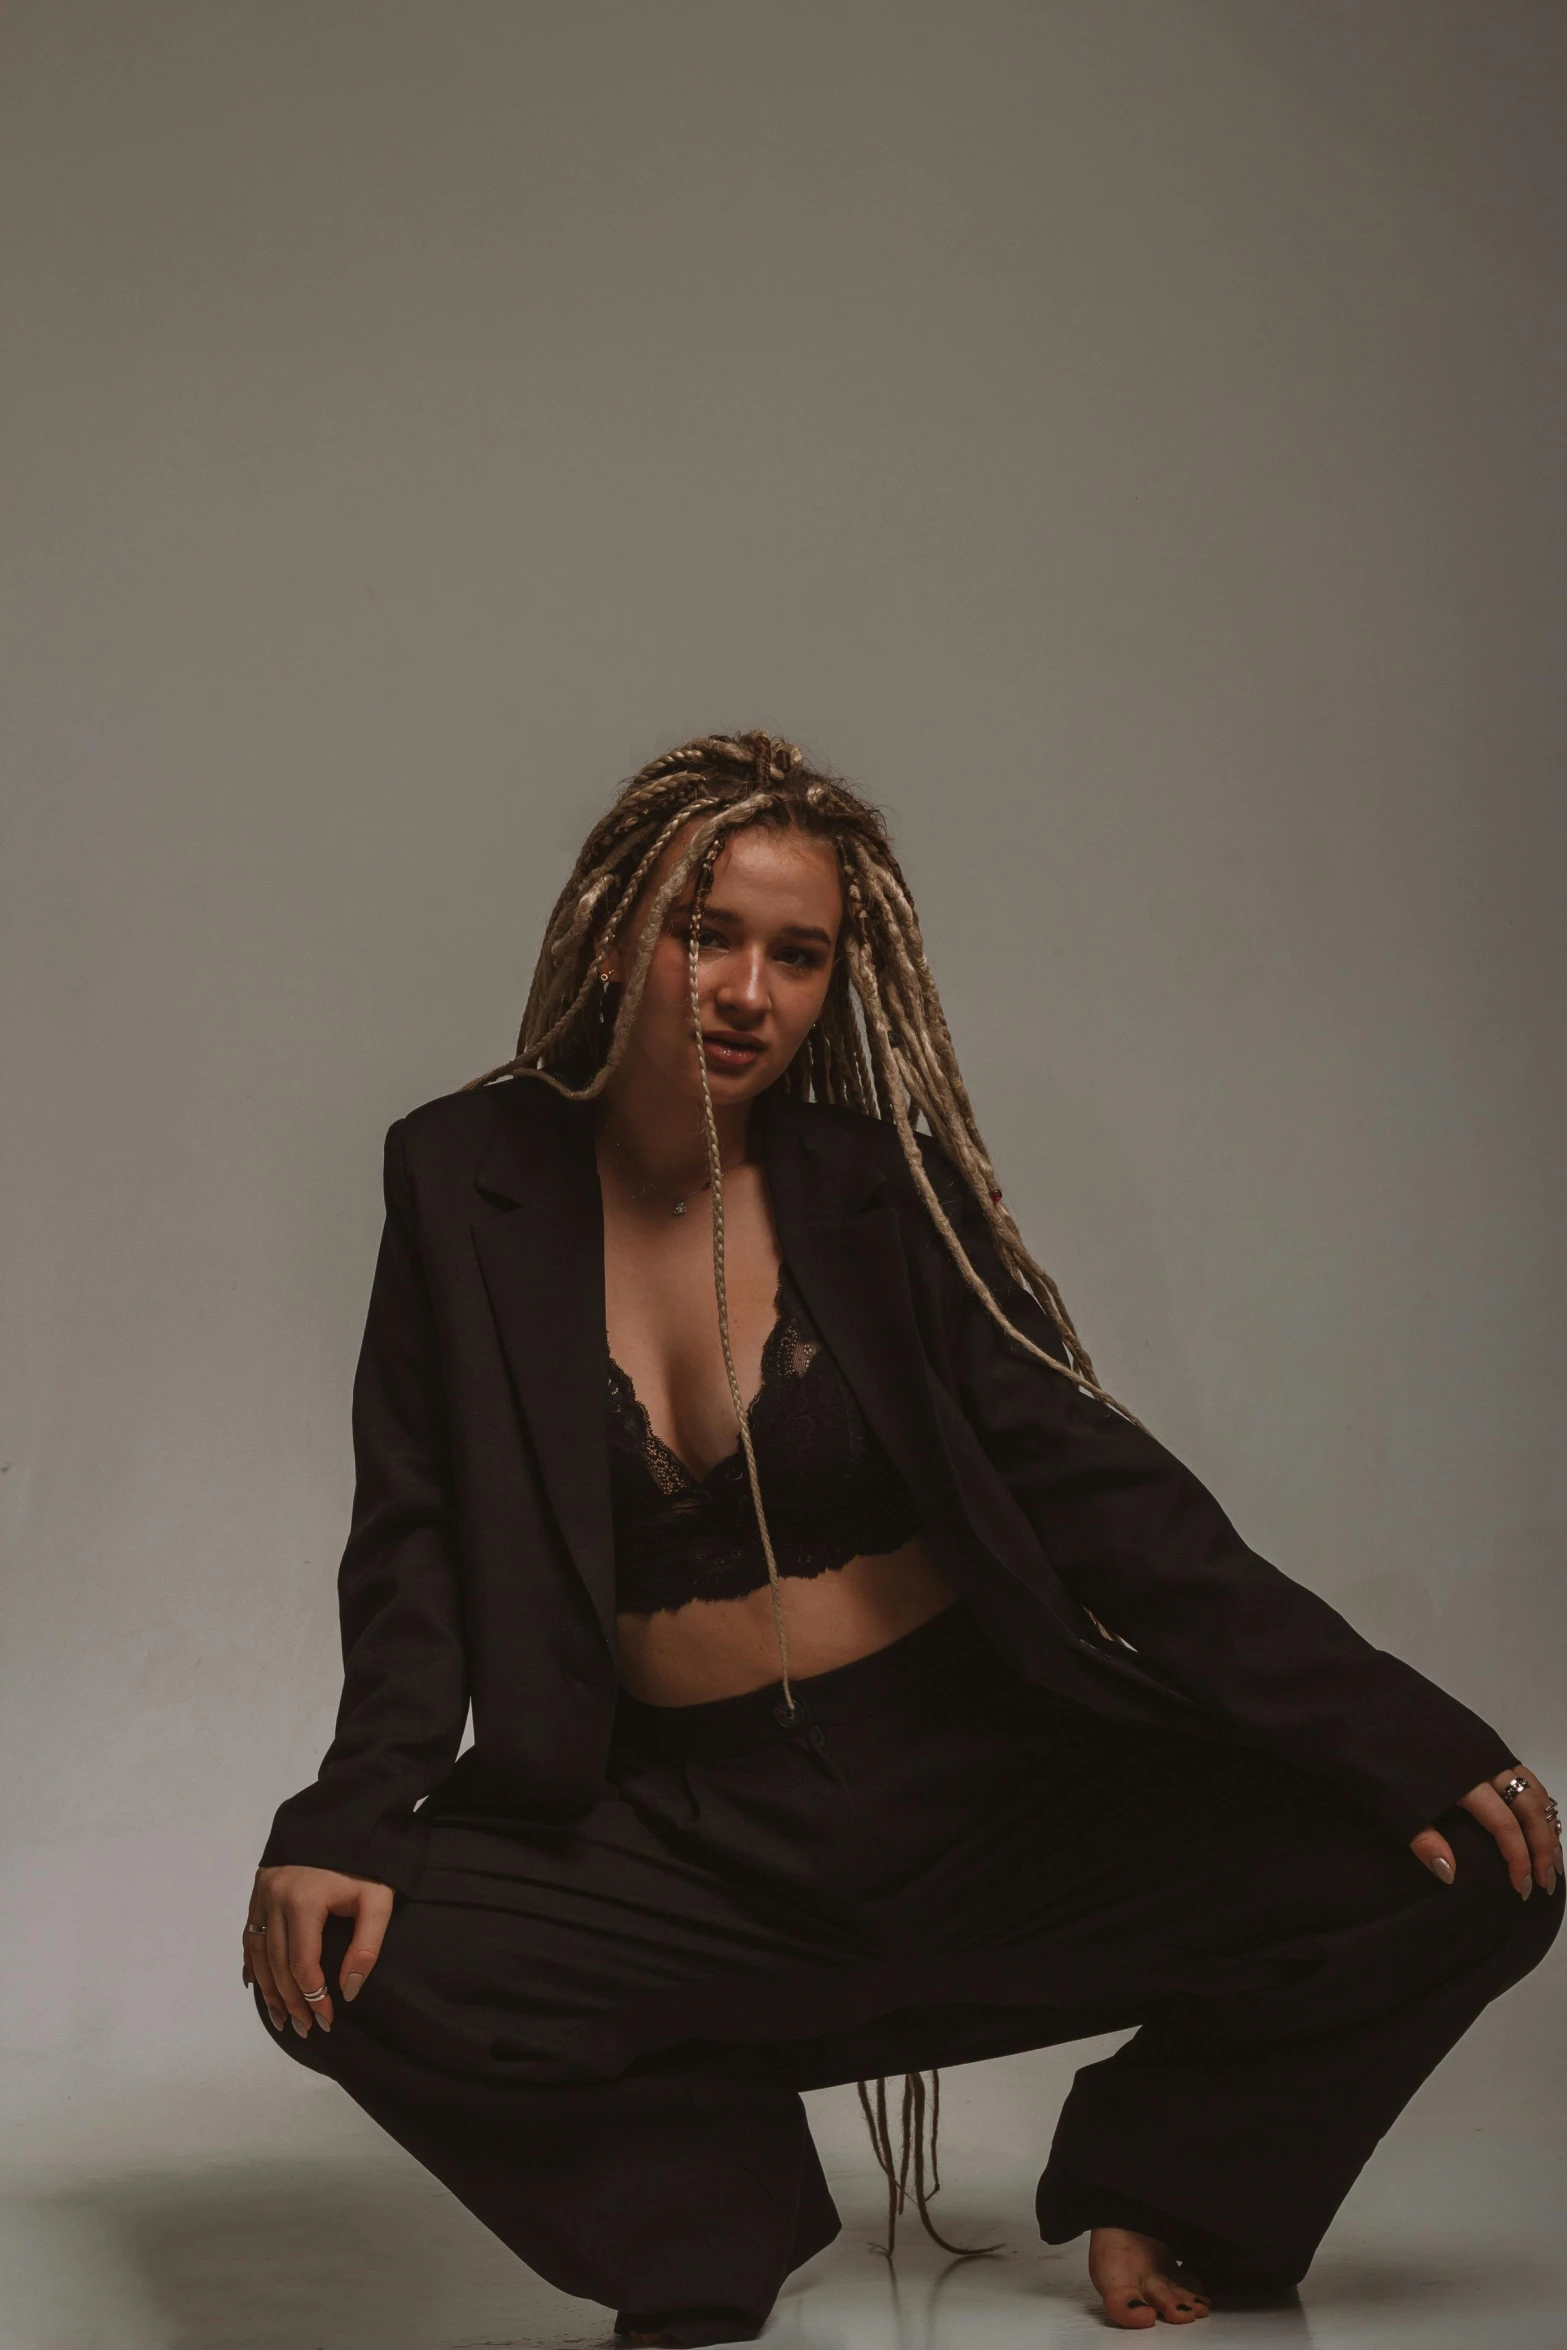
343;1973;363;2002
1431;1856;1453;1882
1545;1869;1557;1897
1127;2298;1147;2309
291;2015;310;2036
269;2010;286;2031
316;2016;331;2033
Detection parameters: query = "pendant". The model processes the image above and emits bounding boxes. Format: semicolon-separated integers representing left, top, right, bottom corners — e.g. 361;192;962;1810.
672;1199;687;1216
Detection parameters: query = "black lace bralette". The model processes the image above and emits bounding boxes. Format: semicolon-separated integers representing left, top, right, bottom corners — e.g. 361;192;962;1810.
606;1264;922;1617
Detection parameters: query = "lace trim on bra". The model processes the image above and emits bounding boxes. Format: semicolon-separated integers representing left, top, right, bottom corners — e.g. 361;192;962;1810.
605;1278;817;1493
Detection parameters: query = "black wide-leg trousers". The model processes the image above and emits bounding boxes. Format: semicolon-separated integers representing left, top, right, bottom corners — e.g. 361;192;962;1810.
261;1608;1558;2346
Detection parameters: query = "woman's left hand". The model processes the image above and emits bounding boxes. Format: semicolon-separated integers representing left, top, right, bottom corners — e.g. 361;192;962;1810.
1411;1765;1562;1898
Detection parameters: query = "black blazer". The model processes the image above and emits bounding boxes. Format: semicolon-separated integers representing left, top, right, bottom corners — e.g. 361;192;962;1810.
263;1079;1512;1893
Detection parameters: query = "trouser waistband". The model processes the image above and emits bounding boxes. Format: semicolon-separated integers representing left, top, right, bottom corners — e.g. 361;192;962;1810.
612;1600;1000;1761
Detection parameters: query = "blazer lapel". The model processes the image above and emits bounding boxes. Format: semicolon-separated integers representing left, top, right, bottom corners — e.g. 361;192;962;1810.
759;1095;963;1532
759;1097;1100;1660
470;1087;617;1656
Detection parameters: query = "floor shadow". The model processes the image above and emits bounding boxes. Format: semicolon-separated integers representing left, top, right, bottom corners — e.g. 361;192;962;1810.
15;2150;1561;2349
24;2157;610;2350
1303;2241;1554;2316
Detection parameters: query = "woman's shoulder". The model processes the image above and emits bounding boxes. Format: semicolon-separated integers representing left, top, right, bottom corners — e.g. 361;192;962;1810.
396;1074;514;1152
772;1094;972;1220
392;1073;579;1194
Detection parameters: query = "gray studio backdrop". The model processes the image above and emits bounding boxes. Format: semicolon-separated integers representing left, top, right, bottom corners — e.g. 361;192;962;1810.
3;0;1563;2180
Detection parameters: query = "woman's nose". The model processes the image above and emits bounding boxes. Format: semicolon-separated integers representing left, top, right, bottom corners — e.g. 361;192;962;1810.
713;950;768;1017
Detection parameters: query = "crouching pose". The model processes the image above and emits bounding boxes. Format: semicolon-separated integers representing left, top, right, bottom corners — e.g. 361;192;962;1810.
248;733;1560;2343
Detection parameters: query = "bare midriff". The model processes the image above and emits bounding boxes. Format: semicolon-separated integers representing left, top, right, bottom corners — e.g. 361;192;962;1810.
615;1531;960;1707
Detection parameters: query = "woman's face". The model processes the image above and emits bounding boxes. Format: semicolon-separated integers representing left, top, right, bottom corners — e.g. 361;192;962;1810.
600;820;843;1110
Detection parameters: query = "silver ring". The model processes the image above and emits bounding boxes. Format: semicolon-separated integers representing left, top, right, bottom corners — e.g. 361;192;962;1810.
1500;1775;1532;1807
1546;1800;1561;1828
302;1985;329;2004
244;1922;267;1937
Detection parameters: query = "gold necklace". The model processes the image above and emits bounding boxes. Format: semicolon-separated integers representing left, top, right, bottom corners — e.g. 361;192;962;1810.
600;1120;743;1217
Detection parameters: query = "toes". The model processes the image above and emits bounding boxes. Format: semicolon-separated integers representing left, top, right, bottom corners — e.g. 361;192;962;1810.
1144;2270;1211;2323
1104;2295;1158;2330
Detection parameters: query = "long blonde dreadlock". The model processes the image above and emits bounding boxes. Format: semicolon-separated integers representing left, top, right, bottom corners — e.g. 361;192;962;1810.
463;731;1138;2256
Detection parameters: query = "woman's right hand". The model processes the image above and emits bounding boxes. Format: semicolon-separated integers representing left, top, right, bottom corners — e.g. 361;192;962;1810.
243;1864;394;2038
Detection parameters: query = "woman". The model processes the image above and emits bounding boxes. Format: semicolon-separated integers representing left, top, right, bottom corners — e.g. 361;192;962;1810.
248;732;1560;2344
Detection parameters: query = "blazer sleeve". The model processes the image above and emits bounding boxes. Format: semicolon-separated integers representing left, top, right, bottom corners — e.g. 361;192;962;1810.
260;1118;469;1892
926;1159;1514;1842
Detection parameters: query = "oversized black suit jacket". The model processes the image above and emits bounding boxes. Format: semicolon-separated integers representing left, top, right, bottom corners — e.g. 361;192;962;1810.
263;1077;1513;1894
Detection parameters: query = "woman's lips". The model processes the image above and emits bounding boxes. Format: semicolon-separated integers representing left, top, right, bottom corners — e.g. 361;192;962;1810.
702;1033;766;1071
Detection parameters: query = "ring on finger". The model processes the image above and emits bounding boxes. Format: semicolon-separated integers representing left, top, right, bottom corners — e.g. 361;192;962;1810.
302;1985;329;2004
1499;1776;1532;1807
244;1921;267;1936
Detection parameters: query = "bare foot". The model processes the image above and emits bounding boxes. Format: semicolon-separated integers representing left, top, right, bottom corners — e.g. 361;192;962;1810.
1089;2226;1212;2328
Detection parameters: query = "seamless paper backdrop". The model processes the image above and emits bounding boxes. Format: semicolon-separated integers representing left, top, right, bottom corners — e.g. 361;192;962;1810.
2;0;1563;2142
